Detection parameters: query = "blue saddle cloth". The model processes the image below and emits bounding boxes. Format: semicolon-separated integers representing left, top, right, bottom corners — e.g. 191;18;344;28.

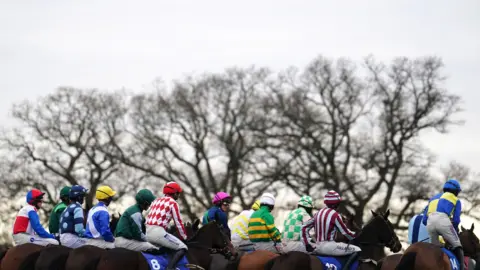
141;252;189;270
315;255;359;270
442;248;462;270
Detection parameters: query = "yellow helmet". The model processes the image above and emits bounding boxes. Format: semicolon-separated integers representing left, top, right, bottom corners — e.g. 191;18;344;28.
251;200;261;211
96;185;116;200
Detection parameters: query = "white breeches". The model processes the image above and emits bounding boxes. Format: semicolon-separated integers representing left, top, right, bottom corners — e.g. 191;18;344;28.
146;225;188;250
115;236;159;252
312;241;361;256
85;238;115;249
60;233;87;248
12;233;59;246
253;242;284;254
283;240;307;253
426;212;461;248
231;236;255;251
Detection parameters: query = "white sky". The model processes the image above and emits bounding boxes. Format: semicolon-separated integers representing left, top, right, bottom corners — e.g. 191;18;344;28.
1;0;479;238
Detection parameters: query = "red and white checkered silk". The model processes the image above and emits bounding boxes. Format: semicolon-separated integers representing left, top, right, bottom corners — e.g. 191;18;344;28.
146;196;188;240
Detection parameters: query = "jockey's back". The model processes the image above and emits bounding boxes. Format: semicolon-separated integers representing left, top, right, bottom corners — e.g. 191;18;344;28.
146;196;188;240
304;207;355;243
282;207;311;242
231;209;254;240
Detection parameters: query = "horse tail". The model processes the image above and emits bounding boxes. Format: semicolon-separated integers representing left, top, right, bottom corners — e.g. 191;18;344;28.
18;249;42;270
395;252;417;270
263;256;279;270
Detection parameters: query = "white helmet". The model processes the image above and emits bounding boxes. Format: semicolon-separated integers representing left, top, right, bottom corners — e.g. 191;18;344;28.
260;193;275;206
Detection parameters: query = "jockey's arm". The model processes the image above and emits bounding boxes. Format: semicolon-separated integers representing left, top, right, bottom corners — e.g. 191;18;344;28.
73;207;86;236
131;212;146;241
171;203;188;241
264;214;281;242
28;211;55;239
421;205;429;225
334;214;356;240
217;210;231;237
97;211;114;242
301;217;315;246
452;200;462;232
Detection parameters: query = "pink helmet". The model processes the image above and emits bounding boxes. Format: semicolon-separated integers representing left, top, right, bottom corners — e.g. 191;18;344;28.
212;192;232;205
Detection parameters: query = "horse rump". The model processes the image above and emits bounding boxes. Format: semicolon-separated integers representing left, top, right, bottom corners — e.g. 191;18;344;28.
35;245;71;270
394;252;417;270
264;252;311;270
96;247;142;270
18;248;43;270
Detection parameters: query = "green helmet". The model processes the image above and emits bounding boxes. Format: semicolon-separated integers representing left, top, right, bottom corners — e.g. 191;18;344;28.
135;189;156;205
60;186;71;198
298;195;313;208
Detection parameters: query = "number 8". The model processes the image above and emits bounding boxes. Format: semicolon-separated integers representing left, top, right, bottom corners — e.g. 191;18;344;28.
151;259;161;270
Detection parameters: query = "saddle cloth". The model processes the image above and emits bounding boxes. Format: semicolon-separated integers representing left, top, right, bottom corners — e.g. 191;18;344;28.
315;255;359;270
442;248;469;270
141;252;189;270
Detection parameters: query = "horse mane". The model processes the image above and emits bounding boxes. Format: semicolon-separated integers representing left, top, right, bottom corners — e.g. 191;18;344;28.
188;220;214;241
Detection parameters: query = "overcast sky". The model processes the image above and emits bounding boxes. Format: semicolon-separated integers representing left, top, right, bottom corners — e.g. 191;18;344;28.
1;0;479;169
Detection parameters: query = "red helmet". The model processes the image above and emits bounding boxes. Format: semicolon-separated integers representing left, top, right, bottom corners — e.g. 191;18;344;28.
163;182;182;195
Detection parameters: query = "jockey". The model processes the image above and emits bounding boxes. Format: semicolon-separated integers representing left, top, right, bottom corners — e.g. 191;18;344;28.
282;195;314;252
202;191;232;238
49;186;71;235
248;193;283;253
146;182;188;270
301;190;360;270
422;179;464;270
408;206;432;244
115;189;158;251
230;200;260;251
12;189;59;246
84;185;116;249
59;185;88;248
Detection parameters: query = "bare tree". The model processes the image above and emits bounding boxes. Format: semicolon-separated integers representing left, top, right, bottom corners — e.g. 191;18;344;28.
0;87;139;213
104;68;288;220
442;161;480;221
264;55;462;227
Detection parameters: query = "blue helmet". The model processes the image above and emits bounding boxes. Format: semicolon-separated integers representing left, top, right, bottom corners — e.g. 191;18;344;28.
69;185;88;200
443;179;461;192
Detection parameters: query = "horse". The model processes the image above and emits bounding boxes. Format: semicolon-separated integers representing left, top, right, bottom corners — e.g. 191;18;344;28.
224;212;363;270
263;209;402;270
0;243;45;270
95;220;236;270
62;217;199;270
0;212;121;270
394;223;480;270
34;245;72;270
